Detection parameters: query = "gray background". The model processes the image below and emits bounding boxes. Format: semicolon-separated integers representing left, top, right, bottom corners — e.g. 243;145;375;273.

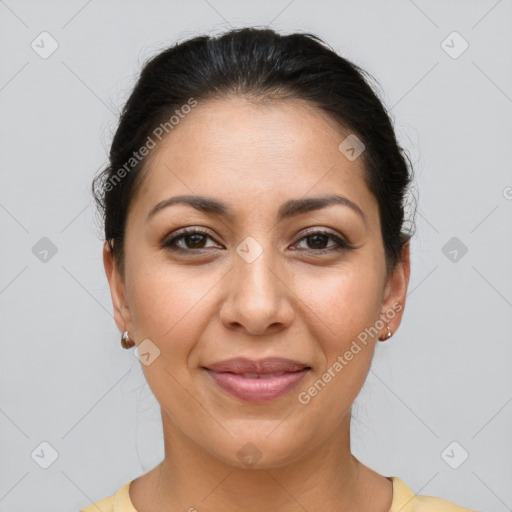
1;1;511;511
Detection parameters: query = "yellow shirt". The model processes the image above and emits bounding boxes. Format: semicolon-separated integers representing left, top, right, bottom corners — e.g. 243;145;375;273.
80;476;478;511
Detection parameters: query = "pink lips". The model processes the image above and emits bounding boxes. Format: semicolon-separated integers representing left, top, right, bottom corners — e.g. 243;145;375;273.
203;357;310;403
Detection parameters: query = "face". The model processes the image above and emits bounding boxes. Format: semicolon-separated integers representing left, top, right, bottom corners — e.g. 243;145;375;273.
104;96;410;469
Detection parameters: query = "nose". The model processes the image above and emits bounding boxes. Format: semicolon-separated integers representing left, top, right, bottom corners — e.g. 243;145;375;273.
219;245;295;336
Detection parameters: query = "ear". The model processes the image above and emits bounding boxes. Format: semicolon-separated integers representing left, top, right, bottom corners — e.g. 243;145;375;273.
379;240;411;339
103;241;132;334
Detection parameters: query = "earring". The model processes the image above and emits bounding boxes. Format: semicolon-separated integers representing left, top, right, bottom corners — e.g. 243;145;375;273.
121;330;135;349
379;325;392;341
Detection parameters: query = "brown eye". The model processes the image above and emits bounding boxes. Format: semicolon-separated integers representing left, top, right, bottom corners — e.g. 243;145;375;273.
293;230;351;254
163;228;221;252
305;233;330;250
181;233;207;249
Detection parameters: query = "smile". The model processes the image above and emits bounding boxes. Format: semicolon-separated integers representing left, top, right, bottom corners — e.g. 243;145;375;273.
203;357;310;403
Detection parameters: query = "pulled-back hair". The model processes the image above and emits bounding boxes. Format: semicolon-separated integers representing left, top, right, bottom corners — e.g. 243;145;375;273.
92;27;415;276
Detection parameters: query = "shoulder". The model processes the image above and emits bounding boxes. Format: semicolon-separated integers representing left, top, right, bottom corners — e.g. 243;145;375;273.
80;481;135;512
389;476;479;512
80;477;479;512
80;495;114;512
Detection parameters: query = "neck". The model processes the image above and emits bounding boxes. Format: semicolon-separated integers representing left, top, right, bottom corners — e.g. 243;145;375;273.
134;412;385;512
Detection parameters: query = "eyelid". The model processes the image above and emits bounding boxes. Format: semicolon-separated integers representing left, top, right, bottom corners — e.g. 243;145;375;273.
162;227;221;249
294;227;349;242
162;226;353;253
291;228;352;251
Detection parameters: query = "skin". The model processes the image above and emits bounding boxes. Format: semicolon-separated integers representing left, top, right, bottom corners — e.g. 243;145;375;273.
104;95;410;511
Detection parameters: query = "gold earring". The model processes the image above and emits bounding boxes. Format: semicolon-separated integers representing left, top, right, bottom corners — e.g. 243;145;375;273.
379;325;392;341
121;330;135;349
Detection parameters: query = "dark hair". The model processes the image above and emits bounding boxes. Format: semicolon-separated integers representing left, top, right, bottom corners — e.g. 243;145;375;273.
92;27;415;276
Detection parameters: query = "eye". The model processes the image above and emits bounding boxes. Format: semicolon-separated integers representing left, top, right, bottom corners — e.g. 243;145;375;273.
162;228;352;255
292;230;351;254
162;228;222;252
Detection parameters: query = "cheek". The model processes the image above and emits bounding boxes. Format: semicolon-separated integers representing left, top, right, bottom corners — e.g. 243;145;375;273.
125;260;212;410
293;258;383;347
125;247;216;341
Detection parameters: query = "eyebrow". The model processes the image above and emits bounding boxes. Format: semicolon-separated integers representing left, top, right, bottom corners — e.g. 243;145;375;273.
146;194;366;225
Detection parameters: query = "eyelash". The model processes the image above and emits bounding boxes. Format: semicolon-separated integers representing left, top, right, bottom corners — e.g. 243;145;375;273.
162;227;352;255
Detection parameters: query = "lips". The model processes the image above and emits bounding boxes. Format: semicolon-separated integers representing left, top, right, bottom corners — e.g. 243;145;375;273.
205;357;309;374
203;357;310;403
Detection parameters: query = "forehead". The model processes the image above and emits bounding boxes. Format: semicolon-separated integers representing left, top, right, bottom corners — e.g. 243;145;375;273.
130;96;379;225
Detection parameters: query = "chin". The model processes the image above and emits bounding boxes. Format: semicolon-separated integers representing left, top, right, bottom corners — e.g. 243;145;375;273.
207;432;308;471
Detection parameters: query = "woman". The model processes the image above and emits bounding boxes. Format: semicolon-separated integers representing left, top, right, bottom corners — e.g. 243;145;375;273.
82;28;477;511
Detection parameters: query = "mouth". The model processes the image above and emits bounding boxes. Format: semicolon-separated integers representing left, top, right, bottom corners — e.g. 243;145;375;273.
202;357;311;403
